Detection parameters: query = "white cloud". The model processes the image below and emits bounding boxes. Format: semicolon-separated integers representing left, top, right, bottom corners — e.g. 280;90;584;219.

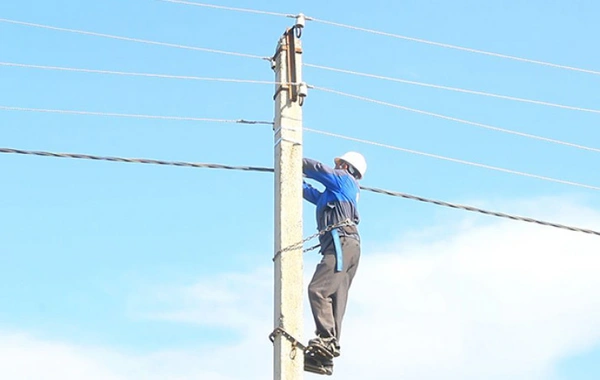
335;198;600;380
142;269;273;329
0;331;217;380
0;332;122;380
3;196;600;380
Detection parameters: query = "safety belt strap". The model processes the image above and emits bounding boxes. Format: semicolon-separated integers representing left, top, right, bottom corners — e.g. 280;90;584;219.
331;228;343;272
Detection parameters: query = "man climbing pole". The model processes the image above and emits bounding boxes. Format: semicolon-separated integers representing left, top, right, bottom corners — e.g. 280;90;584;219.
301;151;367;376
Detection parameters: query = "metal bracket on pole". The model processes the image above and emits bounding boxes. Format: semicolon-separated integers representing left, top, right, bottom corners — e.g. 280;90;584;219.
269;326;307;353
273;125;301;135
282;26;306;106
287;28;299;103
271;25;306;106
274;137;302;147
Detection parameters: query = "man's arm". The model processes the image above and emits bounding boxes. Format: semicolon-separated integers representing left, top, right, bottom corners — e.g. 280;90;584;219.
303;181;321;205
303;158;341;190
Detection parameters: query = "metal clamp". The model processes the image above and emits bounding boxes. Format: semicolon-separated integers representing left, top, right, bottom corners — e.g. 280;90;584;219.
273;125;301;135
269;326;307;352
274;137;302;147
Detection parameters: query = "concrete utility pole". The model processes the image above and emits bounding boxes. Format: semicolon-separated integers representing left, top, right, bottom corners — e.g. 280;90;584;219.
272;15;307;380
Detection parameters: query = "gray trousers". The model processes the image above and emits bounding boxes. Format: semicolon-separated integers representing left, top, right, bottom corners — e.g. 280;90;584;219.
308;236;361;344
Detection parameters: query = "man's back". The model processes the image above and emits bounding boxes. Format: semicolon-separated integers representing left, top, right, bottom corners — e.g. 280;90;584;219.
302;158;360;247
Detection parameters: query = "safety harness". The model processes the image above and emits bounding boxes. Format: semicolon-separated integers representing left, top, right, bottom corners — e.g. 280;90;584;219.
327;219;355;272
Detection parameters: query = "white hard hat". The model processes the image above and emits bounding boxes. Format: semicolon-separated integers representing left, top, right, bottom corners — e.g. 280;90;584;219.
335;151;367;179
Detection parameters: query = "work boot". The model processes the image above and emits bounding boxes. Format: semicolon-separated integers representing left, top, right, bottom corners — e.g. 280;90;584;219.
304;354;333;376
308;336;340;358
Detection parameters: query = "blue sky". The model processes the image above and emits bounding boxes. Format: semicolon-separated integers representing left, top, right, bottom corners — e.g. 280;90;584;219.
1;0;600;379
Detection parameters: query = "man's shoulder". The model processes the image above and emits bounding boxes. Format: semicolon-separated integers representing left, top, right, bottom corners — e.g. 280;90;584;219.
340;174;359;189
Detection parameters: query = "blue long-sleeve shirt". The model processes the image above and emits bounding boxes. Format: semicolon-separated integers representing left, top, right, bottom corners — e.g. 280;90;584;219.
302;158;360;249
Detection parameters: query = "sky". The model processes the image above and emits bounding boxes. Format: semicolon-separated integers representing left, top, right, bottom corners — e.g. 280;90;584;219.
1;0;600;379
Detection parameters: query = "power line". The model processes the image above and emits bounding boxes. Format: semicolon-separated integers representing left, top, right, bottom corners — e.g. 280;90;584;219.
12;60;597;116
9;10;593;85
311;85;600;154
9;60;596;120
308;18;600;76
5;4;598;241
157;0;294;18
2;146;599;237
304;127;600;191
0;61;279;85
360;185;600;237
0;147;274;172
0;18;268;61
150;1;600;76
4;104;596;191
0;105;273;125
305;63;600;115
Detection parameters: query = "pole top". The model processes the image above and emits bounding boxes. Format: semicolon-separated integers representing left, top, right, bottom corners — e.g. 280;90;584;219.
295;13;306;29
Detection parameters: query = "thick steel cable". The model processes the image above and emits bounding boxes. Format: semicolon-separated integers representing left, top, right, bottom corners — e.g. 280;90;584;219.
0;148;275;172
360;185;600;236
2;147;600;237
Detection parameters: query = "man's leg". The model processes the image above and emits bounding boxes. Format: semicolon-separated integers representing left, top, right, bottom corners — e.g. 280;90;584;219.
308;250;340;340
332;238;361;345
308;238;361;353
